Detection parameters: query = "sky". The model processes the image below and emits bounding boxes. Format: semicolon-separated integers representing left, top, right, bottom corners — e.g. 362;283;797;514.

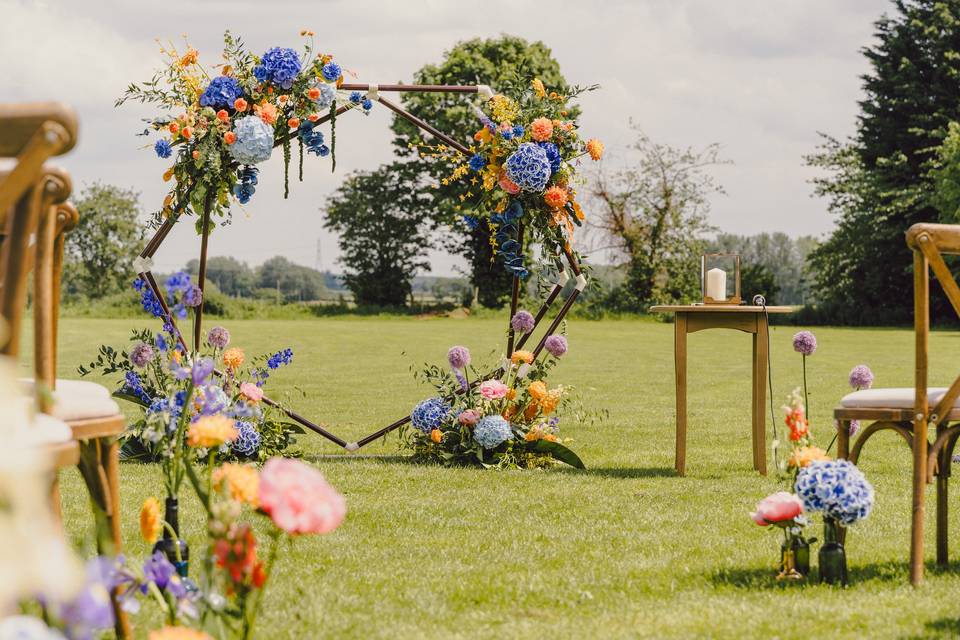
1;0;891;276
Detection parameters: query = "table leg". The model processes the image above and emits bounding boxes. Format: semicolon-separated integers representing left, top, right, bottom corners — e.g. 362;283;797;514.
675;313;688;475
752;316;768;475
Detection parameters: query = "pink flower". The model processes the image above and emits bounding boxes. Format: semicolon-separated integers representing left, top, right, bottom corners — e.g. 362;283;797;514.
459;409;480;426
498;170;521;195
239;382;263;404
259;458;346;535
479;379;508;400
750;491;803;526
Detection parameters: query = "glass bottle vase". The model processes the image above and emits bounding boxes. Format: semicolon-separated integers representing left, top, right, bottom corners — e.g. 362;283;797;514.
152;496;190;577
818;517;848;586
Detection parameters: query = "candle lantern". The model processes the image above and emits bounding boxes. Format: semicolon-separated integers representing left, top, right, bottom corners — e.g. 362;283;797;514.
701;253;741;305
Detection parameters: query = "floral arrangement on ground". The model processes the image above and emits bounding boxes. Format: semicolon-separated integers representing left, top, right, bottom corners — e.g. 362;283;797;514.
419;74;603;280
119;30;373;229
403;311;594;469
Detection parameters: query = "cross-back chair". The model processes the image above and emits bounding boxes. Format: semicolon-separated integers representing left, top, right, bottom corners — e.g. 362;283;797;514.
0;103;129;637
835;222;960;586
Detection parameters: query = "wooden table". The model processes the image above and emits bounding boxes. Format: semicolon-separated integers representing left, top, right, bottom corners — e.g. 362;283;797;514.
649;304;793;476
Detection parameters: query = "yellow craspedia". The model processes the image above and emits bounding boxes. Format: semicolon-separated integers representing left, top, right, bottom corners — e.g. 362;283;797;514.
187;415;238;448
510;350;534;365
149;627;212;640
527;381;548;402
223;347;245;369
140;496;162;544
213;463;260;507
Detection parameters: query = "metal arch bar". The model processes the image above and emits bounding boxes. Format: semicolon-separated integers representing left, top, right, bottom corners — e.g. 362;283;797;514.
376;96;471;156
505;221;525;356
340;84;484;94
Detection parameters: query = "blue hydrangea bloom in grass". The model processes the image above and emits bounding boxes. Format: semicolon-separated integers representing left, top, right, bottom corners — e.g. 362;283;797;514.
232;421;262;457
411;398;450;433
474;415;513;449
795;459;874;526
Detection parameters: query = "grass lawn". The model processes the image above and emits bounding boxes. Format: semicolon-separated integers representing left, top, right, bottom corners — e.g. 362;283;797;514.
41;316;960;639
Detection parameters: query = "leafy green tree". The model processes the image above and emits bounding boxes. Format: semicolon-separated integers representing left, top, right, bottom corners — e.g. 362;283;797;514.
186;256;256;297
389;35;575;307
63;183;144;300
256;256;327;302
590;128;724;310
323;164;433;307
809;0;960;323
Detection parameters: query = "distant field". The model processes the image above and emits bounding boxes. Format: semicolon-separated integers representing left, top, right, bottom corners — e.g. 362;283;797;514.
42;317;960;639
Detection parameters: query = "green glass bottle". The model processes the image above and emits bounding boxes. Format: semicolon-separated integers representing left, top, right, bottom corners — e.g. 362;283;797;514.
818;518;848;586
152;496;190;577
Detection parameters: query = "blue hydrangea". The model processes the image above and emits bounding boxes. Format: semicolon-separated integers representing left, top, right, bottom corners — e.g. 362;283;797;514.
538;141;562;173
199;76;243;110
411;398;450;434
349;91;362;104
504;143;551;193
474;415;513;449
468;153;486;172
257;47;302;89
321;61;342;82
231;421;261;457
311;82;336;110
229;116;274;165
795;459;875;526
154;139;172;158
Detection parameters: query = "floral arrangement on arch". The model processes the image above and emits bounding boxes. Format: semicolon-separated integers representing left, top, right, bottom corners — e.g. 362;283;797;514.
420;76;602;279
79;272;303;470
118;30;373;228
403;310;587;469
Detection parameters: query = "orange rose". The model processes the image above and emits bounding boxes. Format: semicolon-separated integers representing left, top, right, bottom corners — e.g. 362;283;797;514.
287;117;301;129
307;87;321;100
308;113;320;122
168;122;180;135
234;98;248;112
181;126;193;140
216;109;229;123
223;131;236;145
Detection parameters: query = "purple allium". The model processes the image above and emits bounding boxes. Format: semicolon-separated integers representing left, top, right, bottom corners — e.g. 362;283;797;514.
130;342;155;368
544;335;568;358
511;310;535;334
183;285;203;308
447;345;471;370
208;326;230;349
792;331;817;356
836;418;860;437
849;364;874;390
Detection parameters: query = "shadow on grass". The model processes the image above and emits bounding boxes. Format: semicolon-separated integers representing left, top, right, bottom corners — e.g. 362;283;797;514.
711;558;960;590
569;466;680;479
901;616;960;640
304;454;414;466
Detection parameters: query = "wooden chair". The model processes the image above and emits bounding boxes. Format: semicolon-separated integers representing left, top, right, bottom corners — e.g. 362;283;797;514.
0;104;129;637
835;222;960;586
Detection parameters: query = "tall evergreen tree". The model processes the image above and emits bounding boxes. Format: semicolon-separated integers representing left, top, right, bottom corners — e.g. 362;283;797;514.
809;0;960;323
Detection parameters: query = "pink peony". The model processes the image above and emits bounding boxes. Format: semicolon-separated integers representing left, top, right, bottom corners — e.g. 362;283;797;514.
479;379;508;400
750;491;803;526
259;458;346;535
459;409;481;426
239;382;263;404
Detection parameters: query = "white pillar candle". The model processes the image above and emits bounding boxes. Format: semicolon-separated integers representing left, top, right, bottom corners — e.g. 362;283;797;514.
706;267;727;301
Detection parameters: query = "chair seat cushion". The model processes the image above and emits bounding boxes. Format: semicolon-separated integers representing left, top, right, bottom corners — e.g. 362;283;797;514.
840;387;952;409
20;378;120;421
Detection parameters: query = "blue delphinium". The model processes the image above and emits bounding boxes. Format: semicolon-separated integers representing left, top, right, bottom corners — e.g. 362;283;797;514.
254;348;294;386
349;91;362;104
123;371;150;403
134;278;164;318
154;139;172;159
231;421;262;457
411;398;450;434
229;116;274;165
538;141;562;173
468;153;486;172
256;47;302;89
795;459;875;526
501;128;514;141
321;61;342;82
474;415;513;449
512;125;524;138
504;143;552;193
361;98;373;112
199;76;243;110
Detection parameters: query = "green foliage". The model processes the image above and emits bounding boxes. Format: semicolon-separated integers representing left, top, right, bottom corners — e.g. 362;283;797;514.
323;163;434;307
63;183;144;300
810;0;960;323
185;256;257;298
930;121;960;220
390;35;575;307
591;127;725;311
256;256;328;303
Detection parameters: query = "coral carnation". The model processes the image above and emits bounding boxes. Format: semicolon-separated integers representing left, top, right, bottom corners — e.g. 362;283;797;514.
586;138;604;161
187;415;238;448
259;458;346;535
530;117;554;142
223;348;245;369
213;463;261;507
544;185;568;209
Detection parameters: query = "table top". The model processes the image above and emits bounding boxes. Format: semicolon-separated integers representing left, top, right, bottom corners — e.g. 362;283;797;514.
649;304;795;314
